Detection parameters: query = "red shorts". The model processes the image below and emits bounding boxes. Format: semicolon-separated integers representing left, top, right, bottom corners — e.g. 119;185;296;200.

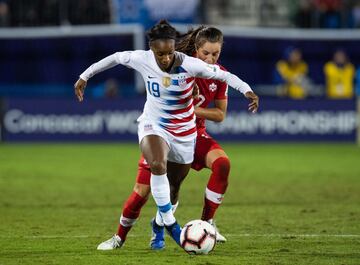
136;130;223;185
191;130;222;171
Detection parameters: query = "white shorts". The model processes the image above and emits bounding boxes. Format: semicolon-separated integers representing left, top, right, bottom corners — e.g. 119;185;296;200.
138;118;196;164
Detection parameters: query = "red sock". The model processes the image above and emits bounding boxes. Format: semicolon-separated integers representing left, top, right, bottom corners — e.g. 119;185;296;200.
202;198;220;221
201;157;230;221
117;191;147;241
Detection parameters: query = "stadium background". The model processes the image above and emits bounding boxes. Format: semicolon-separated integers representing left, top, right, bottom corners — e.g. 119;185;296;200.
0;1;359;265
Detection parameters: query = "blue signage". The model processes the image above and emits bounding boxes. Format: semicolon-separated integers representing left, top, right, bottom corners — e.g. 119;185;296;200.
0;98;357;142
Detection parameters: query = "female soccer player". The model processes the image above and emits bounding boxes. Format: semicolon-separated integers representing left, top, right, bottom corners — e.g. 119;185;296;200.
79;21;257;250
150;26;259;249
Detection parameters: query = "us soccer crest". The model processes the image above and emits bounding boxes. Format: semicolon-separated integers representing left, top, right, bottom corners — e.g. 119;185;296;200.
209;82;217;92
178;75;187;88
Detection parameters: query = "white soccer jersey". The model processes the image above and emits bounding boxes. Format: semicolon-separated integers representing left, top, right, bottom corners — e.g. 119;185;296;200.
79;50;252;140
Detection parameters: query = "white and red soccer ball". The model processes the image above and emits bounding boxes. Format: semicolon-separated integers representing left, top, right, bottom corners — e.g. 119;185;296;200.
180;220;217;255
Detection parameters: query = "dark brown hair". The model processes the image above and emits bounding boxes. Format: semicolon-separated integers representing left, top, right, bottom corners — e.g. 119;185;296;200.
176;26;223;55
146;20;177;42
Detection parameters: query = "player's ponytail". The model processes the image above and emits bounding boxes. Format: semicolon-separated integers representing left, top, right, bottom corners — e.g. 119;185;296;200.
146;20;178;42
176;26;224;55
176;26;207;55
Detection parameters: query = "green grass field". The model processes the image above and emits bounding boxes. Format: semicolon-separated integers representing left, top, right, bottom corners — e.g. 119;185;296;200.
0;143;359;265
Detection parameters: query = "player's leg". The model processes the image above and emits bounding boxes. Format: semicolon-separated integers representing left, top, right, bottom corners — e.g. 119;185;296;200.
193;132;230;242
202;148;230;242
140;135;182;245
151;161;191;250
97;164;151;250
153;160;191;235
116;183;150;242
148;134;195;249
168;161;192;203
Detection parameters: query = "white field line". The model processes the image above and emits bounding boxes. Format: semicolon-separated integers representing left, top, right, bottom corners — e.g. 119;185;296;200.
226;234;360;238
0;234;359;239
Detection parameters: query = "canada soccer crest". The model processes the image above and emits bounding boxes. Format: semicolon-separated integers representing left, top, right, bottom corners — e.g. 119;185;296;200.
209;82;217;92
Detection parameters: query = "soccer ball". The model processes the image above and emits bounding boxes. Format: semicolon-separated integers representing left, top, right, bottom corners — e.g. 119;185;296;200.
180;220;217;255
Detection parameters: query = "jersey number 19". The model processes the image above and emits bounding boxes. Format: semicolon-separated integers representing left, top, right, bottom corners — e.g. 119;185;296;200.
147;81;160;97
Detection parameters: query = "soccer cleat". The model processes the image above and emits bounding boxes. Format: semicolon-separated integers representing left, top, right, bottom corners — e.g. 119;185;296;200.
97;234;124;250
150;218;165;250
208;219;227;243
164;221;182;246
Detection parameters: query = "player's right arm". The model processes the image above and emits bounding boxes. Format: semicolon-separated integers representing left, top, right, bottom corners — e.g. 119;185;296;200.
183;56;251;93
183;56;259;113
74;51;141;102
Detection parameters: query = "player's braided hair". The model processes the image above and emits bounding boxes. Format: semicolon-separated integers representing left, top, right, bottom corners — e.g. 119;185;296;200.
146;20;178;42
176;26;223;56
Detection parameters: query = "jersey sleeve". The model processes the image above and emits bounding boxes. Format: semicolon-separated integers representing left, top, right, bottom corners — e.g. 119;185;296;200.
79;50;144;81
182;56;252;95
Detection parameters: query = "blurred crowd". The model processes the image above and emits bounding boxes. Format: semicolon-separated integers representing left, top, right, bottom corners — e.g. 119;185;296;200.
294;0;360;28
274;47;360;99
0;0;111;27
1;0;360;28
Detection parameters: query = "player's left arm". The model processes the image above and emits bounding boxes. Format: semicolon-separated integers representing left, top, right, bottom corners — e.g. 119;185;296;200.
195;99;227;122
184;56;259;113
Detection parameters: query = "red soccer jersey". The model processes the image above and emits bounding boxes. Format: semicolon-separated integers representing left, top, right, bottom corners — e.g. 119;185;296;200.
193;64;228;132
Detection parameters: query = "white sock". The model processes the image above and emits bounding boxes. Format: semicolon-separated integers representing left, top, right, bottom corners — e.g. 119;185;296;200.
150;173;176;226
205;187;224;204
120;214;136;227
156;201;179;226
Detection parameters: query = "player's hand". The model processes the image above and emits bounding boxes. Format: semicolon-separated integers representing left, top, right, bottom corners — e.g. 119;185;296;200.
192;83;199;100
74;78;87;102
245;91;259;113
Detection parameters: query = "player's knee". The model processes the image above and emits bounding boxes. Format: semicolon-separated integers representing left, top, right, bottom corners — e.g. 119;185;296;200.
149;159;167;175
212;156;230;173
134;183;150;199
212;157;230;183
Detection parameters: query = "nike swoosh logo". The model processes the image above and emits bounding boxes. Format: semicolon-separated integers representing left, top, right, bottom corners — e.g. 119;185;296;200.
148;76;156;79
